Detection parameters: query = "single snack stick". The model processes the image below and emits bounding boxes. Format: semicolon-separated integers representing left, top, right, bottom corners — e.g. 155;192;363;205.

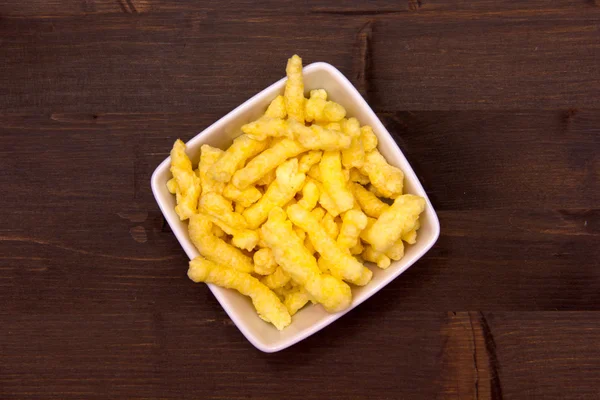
284;286;312;316
231;138;306;189
264;95;287;119
321;212;339;239
222;183;262;208
241;117;290;141
253;248;278;275
298;150;323;173
351;182;390;218
287;204;372;286
243;158;306;229
199;192;248;229
261;207;352;313
188;257;291;331
288;119;352;151
319;151;354;213
361;149;404;198
188;213;253;273
360;125;378;152
385;239;405;261
261;266;291;290
362;246;391;269
362;194;425;252
320;209;369;278
317;183;341;217
341;118;365;169
201;213;259;252
209;134;269;182
199;144;226;195
166;178;178;194
337;209;368;249
297;179;320;210
304;89;346;123
169;139;201;220
402;219;420;244
284;55;305;124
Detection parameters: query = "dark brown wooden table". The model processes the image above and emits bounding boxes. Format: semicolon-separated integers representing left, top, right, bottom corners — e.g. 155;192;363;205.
1;1;599;399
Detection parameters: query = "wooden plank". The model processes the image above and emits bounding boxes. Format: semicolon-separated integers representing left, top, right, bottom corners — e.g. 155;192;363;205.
1;0;597;16
1;312;599;399
1;3;599;111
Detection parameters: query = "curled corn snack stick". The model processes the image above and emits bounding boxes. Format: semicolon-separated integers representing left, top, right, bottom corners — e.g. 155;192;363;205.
264;95;287;119
284;55;305;123
222;183;262;208
386;239;405;261
298;150;323;173
361;149;404;198
209;134;269;182
297;179;320;210
166;178;177;194
253;248;278;275
199;192;248;229
341;118;365;169
200;211;258;252
288;119;352;151
318;187;341;217
261;207;352;313
305;89;346;123
261;266;291;290
337;209;368;249
188;257;291;331
363;246;391;269
402;219;420;244
170;139;202;220
287;204;372;286
360;125;378;152
362;194;425;252
243;158;306;229
199;144;226;195
320;151;354;213
284;287;311;316
321;213;339;239
188;214;253;273
232;138;306;189
351;182;390;218
241;117;291;141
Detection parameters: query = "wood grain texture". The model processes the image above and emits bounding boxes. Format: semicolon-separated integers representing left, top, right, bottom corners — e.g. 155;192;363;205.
2;312;600;399
1;1;600;112
1;0;599;398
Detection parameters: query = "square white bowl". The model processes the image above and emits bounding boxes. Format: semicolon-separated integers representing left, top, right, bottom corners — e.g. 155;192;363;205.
151;62;440;353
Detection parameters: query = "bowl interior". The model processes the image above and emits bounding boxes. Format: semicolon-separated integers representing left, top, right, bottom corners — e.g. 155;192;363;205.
151;62;439;352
